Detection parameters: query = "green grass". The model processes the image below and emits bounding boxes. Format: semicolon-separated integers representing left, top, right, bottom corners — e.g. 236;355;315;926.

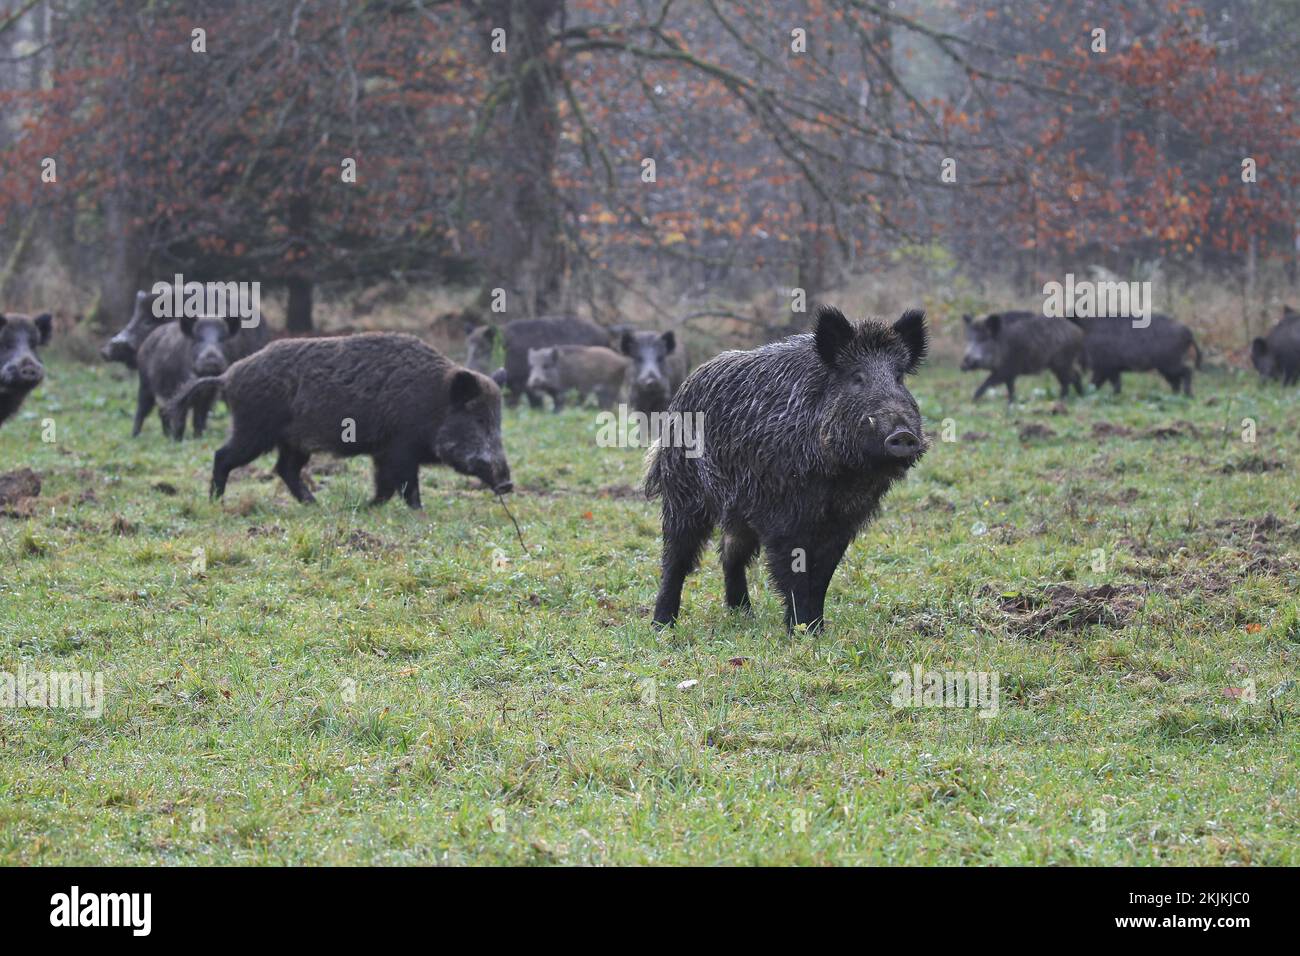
1;358;1298;865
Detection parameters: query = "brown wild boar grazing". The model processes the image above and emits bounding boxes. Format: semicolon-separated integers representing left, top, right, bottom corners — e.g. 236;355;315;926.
168;333;512;507
526;345;630;410
466;317;611;407
646;305;927;631
0;312;52;428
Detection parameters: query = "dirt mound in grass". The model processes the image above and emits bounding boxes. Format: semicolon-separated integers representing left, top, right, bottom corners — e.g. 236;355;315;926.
996;583;1145;636
0;468;41;516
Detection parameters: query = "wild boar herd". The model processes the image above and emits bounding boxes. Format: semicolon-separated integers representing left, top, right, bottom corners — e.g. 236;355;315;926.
1;294;1298;630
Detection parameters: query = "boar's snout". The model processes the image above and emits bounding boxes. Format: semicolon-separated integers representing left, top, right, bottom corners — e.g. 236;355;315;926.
2;356;44;386
470;454;512;494
884;428;921;459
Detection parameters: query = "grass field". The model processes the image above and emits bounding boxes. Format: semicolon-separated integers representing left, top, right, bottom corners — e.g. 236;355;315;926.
1;356;1297;865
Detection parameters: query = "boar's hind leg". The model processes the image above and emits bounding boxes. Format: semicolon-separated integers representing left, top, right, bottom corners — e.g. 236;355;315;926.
720;526;760;611
191;391;216;437
652;511;714;627
131;379;155;437
211;431;273;500
273;443;315;503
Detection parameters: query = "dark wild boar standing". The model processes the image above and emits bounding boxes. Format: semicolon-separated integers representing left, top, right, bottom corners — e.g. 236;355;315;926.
466;317;610;407
960;311;1084;402
134;316;246;440
646;305;927;631
0;312;52;428
102;289;269;369
169;333;511;507
1071;313;1201;395
1251;306;1300;385
620;329;687;413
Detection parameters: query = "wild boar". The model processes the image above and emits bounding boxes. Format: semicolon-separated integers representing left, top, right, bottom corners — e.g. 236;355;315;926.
1251;307;1300;385
467;317;611;407
1071;313;1201;395
102;289;269;369
526;345;630;410
960;311;1084;402
0;312;52;428
619;329;688;413
646;305;927;631
134;316;245;439
167;333;511;507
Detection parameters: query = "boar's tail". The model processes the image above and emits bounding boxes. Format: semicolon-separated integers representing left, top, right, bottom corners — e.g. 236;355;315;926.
164;374;227;422
1189;335;1203;369
643;438;664;500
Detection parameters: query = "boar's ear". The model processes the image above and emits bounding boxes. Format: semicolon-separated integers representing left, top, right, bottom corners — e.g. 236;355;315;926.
620;330;637;356
1251;337;1268;358
962;313;973;326
892;309;928;373
449;369;483;407
223;315;242;338
179;316;197;339
813;306;854;366
34;313;53;345
986;313;1002;336
660;330;676;355
483;326;499;344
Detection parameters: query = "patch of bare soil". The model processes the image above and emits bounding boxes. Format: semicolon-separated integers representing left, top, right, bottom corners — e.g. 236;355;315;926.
960;431;990;442
1091;422;1133;439
598;483;641;500
1018;423;1057;441
995;583;1146;636
0;468;41;517
1219;455;1286;475
1139;420;1198;440
342;529;388;553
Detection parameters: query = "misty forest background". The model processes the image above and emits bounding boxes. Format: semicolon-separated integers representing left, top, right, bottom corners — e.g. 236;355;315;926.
1;0;1298;361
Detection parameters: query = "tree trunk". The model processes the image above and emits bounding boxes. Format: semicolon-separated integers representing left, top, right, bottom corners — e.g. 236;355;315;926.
285;192;313;333
286;276;313;334
479;0;566;317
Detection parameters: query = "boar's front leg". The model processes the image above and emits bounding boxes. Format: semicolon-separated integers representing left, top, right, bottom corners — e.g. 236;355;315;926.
805;531;855;631
971;373;1002;402
371;448;421;509
764;534;815;632
398;465;422;509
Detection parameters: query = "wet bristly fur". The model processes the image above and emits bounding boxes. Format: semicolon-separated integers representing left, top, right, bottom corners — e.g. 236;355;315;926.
1069;313;1201;395
168;332;511;508
961;311;1085;402
646;305;928;631
0;312;53;428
